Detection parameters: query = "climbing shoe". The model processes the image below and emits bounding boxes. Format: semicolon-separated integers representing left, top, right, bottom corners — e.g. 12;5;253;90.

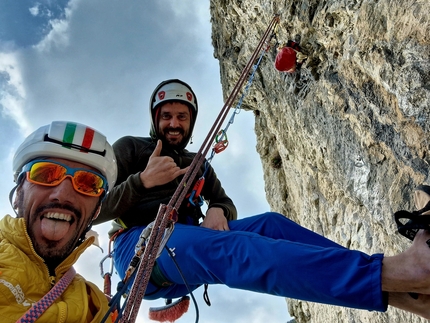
394;184;430;241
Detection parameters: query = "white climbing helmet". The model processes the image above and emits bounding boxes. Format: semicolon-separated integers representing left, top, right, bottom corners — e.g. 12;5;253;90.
13;121;117;190
150;79;198;113
149;79;198;148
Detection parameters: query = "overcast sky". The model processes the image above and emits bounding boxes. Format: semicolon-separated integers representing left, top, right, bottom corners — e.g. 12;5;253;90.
0;1;292;322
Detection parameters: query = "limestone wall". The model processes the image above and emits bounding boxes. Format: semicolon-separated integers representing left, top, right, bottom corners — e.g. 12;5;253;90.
210;1;430;322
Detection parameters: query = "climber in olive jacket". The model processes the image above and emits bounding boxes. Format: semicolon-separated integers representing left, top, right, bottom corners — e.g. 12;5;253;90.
94;79;237;234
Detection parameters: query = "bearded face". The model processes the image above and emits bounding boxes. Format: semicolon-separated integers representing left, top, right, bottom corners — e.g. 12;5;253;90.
156;102;191;149
14;158;101;269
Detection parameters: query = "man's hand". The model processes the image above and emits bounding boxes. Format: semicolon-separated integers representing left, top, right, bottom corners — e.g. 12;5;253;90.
201;207;230;231
140;140;189;189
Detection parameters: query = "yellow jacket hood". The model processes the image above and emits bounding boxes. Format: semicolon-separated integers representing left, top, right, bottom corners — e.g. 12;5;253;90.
0;215;112;323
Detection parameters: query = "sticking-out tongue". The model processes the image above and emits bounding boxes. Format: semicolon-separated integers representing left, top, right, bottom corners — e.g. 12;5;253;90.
41;217;71;241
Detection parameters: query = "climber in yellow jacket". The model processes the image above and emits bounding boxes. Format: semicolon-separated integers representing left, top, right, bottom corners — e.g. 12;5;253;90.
1;121;117;323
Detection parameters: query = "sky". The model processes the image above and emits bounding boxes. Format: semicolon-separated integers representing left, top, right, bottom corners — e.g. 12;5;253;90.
0;1;292;322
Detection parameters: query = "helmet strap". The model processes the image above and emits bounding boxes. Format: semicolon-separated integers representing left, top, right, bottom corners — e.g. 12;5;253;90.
76;200;102;247
8;185;19;217
153;107;161;135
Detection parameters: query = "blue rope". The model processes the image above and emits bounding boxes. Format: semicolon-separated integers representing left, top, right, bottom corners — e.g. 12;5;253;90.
206;46;268;168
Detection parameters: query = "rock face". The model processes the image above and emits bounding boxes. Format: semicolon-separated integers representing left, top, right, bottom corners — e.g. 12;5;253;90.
210;1;430;322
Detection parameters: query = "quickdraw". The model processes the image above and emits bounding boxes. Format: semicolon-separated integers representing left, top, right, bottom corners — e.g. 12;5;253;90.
101;14;281;323
100;253;114;297
187;177;205;207
99;229;123;298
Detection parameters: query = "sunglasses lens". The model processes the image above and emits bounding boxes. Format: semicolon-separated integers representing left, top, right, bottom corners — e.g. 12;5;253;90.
27;161;105;196
74;171;104;196
29;162;66;185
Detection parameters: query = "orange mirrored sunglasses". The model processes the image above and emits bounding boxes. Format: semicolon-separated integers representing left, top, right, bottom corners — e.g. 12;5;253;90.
22;160;107;197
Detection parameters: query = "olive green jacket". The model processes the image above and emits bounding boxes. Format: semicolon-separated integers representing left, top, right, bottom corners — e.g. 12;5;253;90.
95;136;237;235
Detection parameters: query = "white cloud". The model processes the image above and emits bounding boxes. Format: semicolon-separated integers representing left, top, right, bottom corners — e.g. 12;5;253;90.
29;5;40;17
0;52;31;136
169;0;210;30
28;2;56;19
34;18;70;52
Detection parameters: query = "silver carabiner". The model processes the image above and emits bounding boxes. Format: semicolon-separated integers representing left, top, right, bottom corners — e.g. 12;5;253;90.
156;221;175;258
99;251;114;279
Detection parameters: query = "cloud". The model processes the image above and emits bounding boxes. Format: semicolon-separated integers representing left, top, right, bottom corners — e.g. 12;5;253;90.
0;0;70;48
8;0;217;141
0;1;292;322
28;4;40;17
34;18;70;52
0;52;32;136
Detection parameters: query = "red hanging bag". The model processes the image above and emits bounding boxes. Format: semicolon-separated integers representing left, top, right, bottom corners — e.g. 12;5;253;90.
275;46;297;73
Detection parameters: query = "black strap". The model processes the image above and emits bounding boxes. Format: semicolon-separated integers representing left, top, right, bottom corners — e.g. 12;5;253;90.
394;208;430;240
203;284;211;306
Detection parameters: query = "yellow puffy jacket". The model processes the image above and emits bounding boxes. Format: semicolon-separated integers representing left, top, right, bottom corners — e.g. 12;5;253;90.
0;215;112;323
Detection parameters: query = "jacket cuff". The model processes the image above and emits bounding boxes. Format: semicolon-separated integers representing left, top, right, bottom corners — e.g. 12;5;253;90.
209;204;232;220
130;172;146;193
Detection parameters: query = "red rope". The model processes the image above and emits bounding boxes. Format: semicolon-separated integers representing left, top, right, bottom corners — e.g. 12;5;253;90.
16;267;76;323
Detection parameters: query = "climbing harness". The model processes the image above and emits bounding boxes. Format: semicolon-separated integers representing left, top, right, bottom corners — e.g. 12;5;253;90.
102;14;281;323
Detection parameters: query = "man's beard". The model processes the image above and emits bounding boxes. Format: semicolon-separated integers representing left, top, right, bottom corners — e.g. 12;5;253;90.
160;127;188;148
16;191;97;267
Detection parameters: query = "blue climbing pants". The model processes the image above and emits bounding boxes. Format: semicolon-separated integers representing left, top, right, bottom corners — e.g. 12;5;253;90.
113;212;387;312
